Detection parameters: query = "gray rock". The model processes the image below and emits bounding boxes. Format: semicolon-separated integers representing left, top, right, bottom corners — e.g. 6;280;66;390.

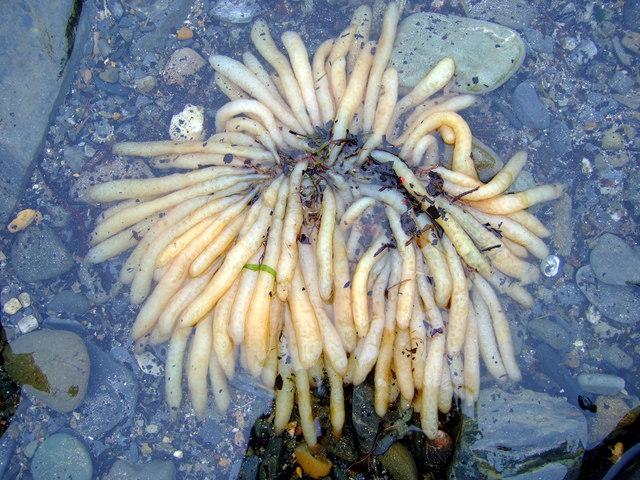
576;373;625;395
512;82;551;129
528;317;570;351
589;233;640;286
31;433;92;480
210;0;261;24
602;344;633;370
104;459;176;480
9;224;75;283
74;343;138;439
129;0;194;58
549;119;573;156
0;0;95;223
390;13;525;94
466;0;537;29
451;387;587;480
576;265;640;324
47;290;91;315
351;383;381;451
3;329;90;412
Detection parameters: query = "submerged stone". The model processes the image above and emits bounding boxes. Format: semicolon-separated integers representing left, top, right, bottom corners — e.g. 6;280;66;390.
391;13;525;93
576;265;640;324
31;433;92;480
4;329;90;412
451;387;587;479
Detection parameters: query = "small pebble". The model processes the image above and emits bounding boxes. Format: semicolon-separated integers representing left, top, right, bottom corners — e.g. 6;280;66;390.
18;292;31;307
177;26;193;40
3;297;22;315
577;373;625;395
512;82;551;129
17;314;39;333
602;344;633;370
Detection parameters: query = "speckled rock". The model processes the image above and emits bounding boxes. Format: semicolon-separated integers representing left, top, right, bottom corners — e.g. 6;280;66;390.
3;330;90;412
104;459;176;480
451;387;587;480
31;433;92;480
74;342;138;439
210;0;261;24
163;48;207;85
512;82;551;129
0;0;95;223
589;233;640;286
9;224;75;283
576;265;640;324
391;13;525;93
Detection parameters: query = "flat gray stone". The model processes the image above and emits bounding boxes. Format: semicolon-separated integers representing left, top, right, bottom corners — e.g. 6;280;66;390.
590;233;640;286
451;387;587;480
9;224;75;283
576;265;640;324
4;330;90;413
391;13;525;93
0;0;94;223
105;459;176;480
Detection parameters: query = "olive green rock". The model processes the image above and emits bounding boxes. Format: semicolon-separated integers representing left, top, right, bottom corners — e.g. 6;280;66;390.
3;329;90;412
391;13;525;93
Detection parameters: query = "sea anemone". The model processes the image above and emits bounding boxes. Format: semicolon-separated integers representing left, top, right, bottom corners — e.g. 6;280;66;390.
85;2;562;444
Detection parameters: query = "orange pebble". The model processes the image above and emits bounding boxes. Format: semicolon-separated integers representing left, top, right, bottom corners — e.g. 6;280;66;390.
177;27;193;40
7;209;41;233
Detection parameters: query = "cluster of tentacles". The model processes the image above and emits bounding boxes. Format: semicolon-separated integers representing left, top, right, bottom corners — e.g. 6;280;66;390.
86;2;563;444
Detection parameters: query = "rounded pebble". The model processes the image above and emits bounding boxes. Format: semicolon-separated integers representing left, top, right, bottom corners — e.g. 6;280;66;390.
577;373;625;395
163;48;206;85
528;317;570;351
512;82;551;129
31;433;92;480
602;344;633;370
3;329;90;412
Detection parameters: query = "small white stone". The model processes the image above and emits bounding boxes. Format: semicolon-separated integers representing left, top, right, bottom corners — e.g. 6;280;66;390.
3;297;22;315
581;157;592;174
18;292;31;308
145;424;159;434
17;314;39;333
173;450;184;459
169;104;205;143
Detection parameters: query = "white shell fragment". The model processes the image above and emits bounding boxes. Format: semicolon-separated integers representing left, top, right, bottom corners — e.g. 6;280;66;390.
136;351;164;376
541;255;561;277
169;104;205;143
17;314;39;333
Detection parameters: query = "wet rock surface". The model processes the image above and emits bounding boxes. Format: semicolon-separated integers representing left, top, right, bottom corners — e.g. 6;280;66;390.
9;224;75;283
104;458;176;480
589;233;640;286
74;343;138;439
30;433;92;480
576;265;640;324
3;330;90;413
391;13;525;93
451;387;588;480
0;0;92;224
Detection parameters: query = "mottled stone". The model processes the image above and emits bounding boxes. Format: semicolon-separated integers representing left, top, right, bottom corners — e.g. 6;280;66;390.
9;224;75;283
576;265;640;324
0;0;95;223
104;459;176;480
3;330;90;412
451;387;587;480
590;233;640;286
391;13;525;94
31;433;92;480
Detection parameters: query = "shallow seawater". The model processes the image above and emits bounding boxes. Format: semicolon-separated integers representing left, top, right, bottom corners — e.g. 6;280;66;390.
0;0;639;479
